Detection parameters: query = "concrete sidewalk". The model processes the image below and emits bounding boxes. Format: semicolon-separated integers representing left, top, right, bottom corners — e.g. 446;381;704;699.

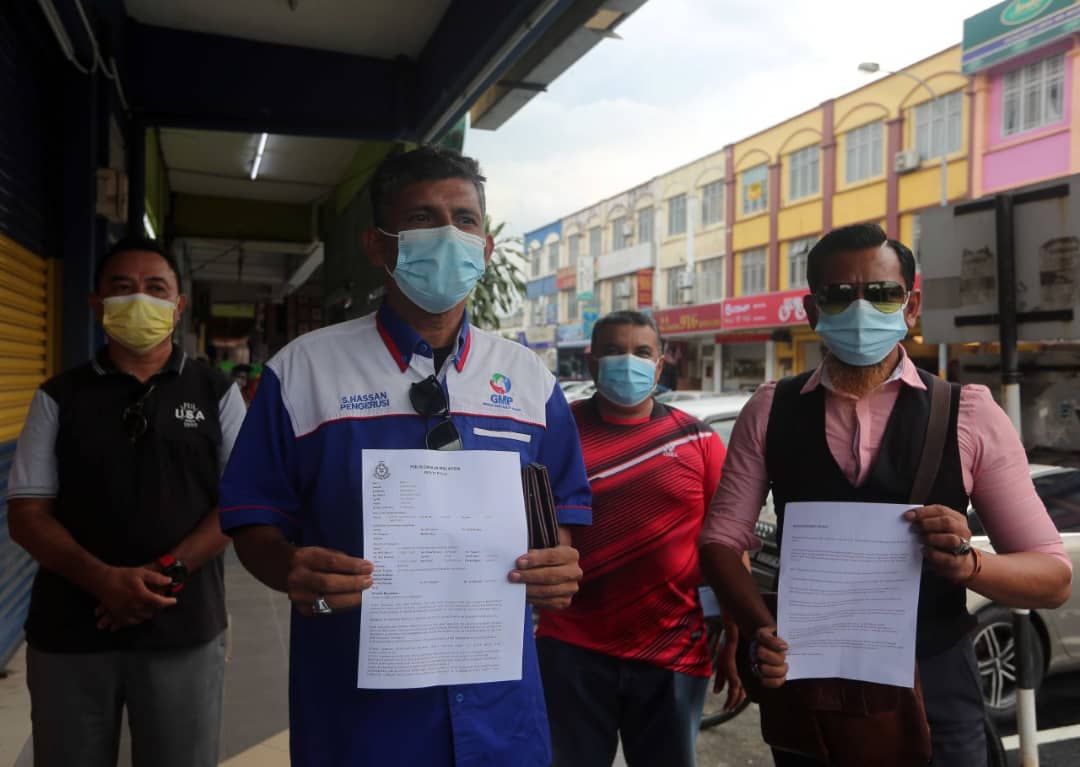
0;550;292;767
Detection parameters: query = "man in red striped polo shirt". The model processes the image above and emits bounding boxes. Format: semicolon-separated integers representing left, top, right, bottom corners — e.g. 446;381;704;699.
536;310;744;767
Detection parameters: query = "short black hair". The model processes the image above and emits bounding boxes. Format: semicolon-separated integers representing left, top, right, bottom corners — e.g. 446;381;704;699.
369;145;487;229
805;223;916;293
590;310;663;351
94;237;181;293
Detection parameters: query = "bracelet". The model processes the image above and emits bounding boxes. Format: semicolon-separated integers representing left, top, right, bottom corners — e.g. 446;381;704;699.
959;547;983;585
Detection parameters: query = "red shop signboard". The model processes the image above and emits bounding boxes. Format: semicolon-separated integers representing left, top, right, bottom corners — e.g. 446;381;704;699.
654;302;725;335
636;269;653;308
556;266;576;291
721;287;810;330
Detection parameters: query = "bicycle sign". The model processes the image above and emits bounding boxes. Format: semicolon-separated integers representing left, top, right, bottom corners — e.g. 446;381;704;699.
777;296;807;323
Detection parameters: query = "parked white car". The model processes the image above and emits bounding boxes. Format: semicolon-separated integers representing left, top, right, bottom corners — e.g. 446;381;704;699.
967;465;1080;723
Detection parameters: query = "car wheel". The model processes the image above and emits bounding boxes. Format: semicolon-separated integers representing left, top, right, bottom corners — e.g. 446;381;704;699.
972;605;1045;725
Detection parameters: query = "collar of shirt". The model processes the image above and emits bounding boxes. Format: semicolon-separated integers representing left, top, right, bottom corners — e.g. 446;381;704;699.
375;301;472;374
90;344;187;377
800;345;926;399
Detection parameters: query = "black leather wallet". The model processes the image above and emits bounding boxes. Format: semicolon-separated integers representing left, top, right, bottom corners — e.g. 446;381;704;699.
521;462;560;549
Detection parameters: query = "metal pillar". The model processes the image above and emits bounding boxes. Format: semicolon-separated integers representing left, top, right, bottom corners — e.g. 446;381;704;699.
996;193;1037;763
995;194;1022;435
61;67;101;369
126;117;146;238
1014;609;1040;766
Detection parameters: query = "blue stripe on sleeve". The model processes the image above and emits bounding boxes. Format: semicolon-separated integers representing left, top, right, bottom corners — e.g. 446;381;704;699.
540;383;592;526
220;368;303;540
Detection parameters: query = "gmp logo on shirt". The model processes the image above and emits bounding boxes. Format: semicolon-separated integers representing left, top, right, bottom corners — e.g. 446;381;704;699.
488;373;513;408
175;402;206;428
340;392;391;412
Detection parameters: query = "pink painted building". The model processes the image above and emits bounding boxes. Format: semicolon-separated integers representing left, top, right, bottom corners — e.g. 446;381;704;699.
965;1;1080;196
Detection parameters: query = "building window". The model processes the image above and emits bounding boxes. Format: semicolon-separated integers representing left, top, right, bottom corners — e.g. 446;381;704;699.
668;194;687;236
613;276;634;310
914;91;962;159
562;289;577;321
589;226;602;258
637;206;654;245
1003;52;1065;137
567;234;580;267
911;213;922;265
788;145;820;201
531;297;547;326
741;248;766;295
742;165;767;215
612;216;629;250
665;267;681;306
845;121;884;183
531;248;540;277
697;256;725;302
788;237;814;289
701;181;724;226
548;241;560;271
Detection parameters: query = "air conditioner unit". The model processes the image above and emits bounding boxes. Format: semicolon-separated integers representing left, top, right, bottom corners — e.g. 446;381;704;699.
676;271;695;289
614;282;632;298
622;221;634;237
894;150;921;174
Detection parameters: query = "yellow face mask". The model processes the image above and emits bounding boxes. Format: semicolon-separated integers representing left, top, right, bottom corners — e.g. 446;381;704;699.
102;293;177;353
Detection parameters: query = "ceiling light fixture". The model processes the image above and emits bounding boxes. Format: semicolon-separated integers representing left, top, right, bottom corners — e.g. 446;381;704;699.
250;133;269;181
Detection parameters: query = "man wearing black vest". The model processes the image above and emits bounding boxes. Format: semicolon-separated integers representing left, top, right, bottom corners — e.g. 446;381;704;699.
698;224;1071;766
7;238;246;767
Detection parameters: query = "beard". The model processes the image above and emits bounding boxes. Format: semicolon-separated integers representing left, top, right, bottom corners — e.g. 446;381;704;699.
826;353;898;399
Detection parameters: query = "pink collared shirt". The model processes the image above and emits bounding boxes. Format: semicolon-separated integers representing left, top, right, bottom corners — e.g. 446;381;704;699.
699;348;1070;568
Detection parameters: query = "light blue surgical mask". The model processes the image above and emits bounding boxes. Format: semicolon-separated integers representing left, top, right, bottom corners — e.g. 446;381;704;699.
815;298;910;367
597;355;659;407
380;225;487;314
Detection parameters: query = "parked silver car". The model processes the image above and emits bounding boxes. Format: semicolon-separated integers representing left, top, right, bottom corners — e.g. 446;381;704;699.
967;465;1080;723
664;393;752;447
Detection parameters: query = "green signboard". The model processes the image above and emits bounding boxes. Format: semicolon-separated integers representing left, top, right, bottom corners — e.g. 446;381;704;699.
962;0;1080;73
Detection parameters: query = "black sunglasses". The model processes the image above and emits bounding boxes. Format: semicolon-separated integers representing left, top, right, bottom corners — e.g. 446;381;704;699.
122;384;157;443
408;375;463;451
815;280;908;316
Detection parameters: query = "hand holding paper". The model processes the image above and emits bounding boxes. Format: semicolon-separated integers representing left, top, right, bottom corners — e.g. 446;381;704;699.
777;501;923;688
288;548;374;617
508;540;582;611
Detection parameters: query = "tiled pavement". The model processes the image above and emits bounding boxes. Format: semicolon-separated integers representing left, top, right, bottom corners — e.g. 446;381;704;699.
1;549;293;767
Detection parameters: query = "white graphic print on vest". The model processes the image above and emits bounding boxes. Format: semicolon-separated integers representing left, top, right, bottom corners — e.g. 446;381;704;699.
175;401;206;428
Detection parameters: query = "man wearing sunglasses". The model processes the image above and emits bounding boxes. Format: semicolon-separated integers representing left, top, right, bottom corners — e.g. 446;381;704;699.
6;238;246;767
219;146;591;767
698;223;1070;766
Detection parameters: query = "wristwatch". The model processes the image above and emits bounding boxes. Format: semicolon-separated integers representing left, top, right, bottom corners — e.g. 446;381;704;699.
157;554;188;594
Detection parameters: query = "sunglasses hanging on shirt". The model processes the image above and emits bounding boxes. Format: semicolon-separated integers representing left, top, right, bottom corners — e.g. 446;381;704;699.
122;384;156;443
814;281;907;316
408;375;463;451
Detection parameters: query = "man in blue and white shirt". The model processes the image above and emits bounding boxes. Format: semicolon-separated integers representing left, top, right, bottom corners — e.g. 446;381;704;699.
220;145;591;767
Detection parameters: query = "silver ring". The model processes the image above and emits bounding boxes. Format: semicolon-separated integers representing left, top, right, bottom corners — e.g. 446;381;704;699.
952;538;972;556
313;596;332;615
751;662;762;679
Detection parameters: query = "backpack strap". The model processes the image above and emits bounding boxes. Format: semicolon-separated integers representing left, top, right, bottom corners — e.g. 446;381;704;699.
909;374;952;505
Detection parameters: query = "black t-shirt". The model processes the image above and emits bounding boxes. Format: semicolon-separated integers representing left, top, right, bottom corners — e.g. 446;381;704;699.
25;347;233;652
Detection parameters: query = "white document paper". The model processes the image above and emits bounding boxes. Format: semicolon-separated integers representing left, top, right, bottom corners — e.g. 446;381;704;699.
358;449;528;689
777;501;923;688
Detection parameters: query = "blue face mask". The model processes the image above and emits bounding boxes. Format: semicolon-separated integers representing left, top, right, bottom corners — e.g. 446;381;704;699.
815;298;910;367
597;354;658;407
381;225;487;314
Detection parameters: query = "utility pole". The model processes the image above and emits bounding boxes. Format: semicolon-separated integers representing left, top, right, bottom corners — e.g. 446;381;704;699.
996;191;1037;766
